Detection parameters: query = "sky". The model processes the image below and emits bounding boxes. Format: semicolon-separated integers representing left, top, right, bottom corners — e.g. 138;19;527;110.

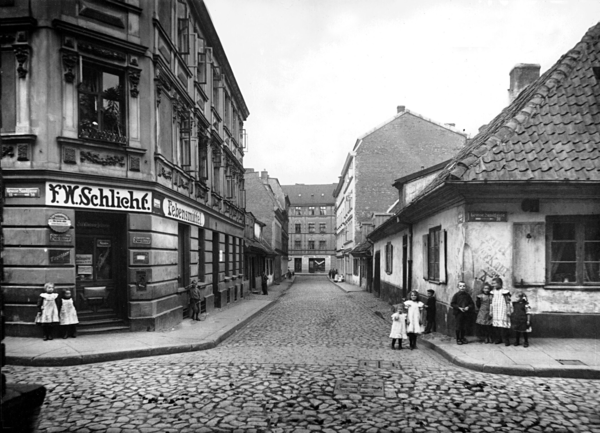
204;0;600;185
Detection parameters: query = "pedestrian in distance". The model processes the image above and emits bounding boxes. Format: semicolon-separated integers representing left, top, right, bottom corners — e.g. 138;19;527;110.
404;291;424;350
37;282;61;341
188;281;202;321
261;272;269;295
475;283;494;343
511;292;532;347
60;289;79;338
389;304;408;350
451;281;475;345
424;289;437;333
490;277;512;346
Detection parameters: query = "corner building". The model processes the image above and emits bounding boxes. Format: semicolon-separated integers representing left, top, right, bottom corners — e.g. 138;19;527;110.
1;0;249;336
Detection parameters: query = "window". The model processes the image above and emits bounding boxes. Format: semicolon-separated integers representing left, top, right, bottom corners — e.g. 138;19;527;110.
353;258;359;276
547;216;600;285
309;207;315;215
295;207;302;216
319;223;326;233
177;1;189;54
197;41;208;84
308;223;315;233
423;227;447;283
178;112;191;167
319;240;326;250
308;240;315;250
320;206;326;215
385;241;393;274
295;224;301;234
78;62;126;144
178;224;190;288
198;137;208;180
294;240;301;249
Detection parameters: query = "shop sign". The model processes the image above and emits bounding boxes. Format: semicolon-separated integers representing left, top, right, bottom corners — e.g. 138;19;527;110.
76;254;93;265
6;187;40;198
49;249;71;265
46;182;152;213
50;233;72;243
160;197;205;227
467;211;507;222
132;236;151;245
133;252;149;265
78;266;93;275
48;213;72;233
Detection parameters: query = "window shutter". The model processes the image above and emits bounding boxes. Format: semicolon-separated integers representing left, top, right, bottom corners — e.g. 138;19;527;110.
439;230;447;283
390;244;394;274
422;234;429;280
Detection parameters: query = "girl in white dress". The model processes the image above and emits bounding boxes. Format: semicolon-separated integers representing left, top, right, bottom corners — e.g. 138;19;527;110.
404;291;425;350
60;289;79;338
37;282;60;341
389;305;408;350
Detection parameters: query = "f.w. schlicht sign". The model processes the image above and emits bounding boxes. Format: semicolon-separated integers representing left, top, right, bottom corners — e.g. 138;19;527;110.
46;182;152;213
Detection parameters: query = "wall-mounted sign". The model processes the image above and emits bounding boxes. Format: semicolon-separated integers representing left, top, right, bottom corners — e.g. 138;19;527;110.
76;254;93;265
132;236;151;245
6;187;40;198
467;211;508;222
133;252;149;265
48;213;72;233
46;182;152;213
158;197;205;227
49;249;71;265
78;266;93;275
97;239;111;247
50;233;72;243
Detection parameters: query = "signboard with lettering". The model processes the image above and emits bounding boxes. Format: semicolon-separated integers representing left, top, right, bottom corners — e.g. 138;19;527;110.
6;187;40;198
155;196;205;227
132;236;151;245
49;249;71;265
46;182;152;213
48;213;72;233
49;233;72;243
76;254;93;265
467;211;508;222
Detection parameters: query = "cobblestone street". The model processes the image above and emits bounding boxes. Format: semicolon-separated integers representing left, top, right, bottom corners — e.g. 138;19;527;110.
5;276;600;432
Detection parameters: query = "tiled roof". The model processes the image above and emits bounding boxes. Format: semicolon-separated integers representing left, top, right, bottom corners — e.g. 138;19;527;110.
281;184;337;206
399;21;600;212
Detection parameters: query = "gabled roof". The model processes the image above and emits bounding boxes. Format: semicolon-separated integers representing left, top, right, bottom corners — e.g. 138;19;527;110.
395;21;600;214
282;184;337;206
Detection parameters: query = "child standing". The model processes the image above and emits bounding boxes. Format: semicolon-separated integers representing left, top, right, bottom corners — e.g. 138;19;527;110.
404;291;424;350
490;277;512;346
37;283;60;341
476;283;494;343
60;289;79;338
188;281;202;321
389;305;408;350
511;292;532;347
424;289;436;333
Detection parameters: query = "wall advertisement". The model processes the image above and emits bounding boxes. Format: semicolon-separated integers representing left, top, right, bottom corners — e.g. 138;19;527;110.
46;182;152;212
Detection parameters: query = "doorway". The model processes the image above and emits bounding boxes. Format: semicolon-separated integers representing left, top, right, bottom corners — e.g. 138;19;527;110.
75;211;127;321
294;258;302;273
374;251;381;296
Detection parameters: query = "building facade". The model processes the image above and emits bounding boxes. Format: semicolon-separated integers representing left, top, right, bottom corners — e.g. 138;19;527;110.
282;183;337;274
369;26;600;338
1;0;249;336
243;212;275;293
334;107;467;286
244;169;289;283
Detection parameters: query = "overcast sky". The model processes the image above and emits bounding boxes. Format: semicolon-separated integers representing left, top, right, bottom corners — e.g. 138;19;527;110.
204;0;600;185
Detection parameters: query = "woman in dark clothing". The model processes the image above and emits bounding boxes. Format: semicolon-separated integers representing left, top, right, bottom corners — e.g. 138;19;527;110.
261;272;268;295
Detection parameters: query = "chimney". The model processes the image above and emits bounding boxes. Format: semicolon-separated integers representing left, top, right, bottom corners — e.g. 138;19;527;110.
397;105;405;114
508;63;540;103
260;170;268;181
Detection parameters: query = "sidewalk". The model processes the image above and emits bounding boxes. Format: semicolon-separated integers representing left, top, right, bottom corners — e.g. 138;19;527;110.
5;277;295;367
334;280;600;379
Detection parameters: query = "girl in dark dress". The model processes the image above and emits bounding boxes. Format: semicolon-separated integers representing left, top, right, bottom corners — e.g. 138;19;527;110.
511;292;532;347
476;283;493;343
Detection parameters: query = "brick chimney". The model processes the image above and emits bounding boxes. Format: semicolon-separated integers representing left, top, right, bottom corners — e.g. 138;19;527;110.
397;105;405;114
508;64;540;103
260;170;269;181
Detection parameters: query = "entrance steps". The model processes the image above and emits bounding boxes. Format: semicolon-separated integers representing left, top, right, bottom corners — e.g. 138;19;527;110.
78;311;129;335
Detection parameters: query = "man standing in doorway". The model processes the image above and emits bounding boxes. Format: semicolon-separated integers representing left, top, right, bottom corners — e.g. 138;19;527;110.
450;281;475;345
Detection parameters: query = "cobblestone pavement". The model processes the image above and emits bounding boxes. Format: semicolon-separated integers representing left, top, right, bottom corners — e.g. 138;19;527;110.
5;277;600;433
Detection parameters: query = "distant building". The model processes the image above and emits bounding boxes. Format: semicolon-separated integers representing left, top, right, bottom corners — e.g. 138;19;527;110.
369;23;600;338
334;106;467;287
0;0;249;336
244;169;289;283
282;184;337;274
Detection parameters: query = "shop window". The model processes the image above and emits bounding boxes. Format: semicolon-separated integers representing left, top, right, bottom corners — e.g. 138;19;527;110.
353;258;359;276
385;242;393;274
308;240;315;250
319;223;326;233
308;223;315;233
295;224;301;233
76;238;113;282
319;240;326;250
178;224;190;288
320;206;326;215
423;227;447;283
78;62;126;144
547;216;600;285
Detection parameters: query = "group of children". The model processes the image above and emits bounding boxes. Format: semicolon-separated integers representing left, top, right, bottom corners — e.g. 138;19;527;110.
389;278;532;350
36;282;79;341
